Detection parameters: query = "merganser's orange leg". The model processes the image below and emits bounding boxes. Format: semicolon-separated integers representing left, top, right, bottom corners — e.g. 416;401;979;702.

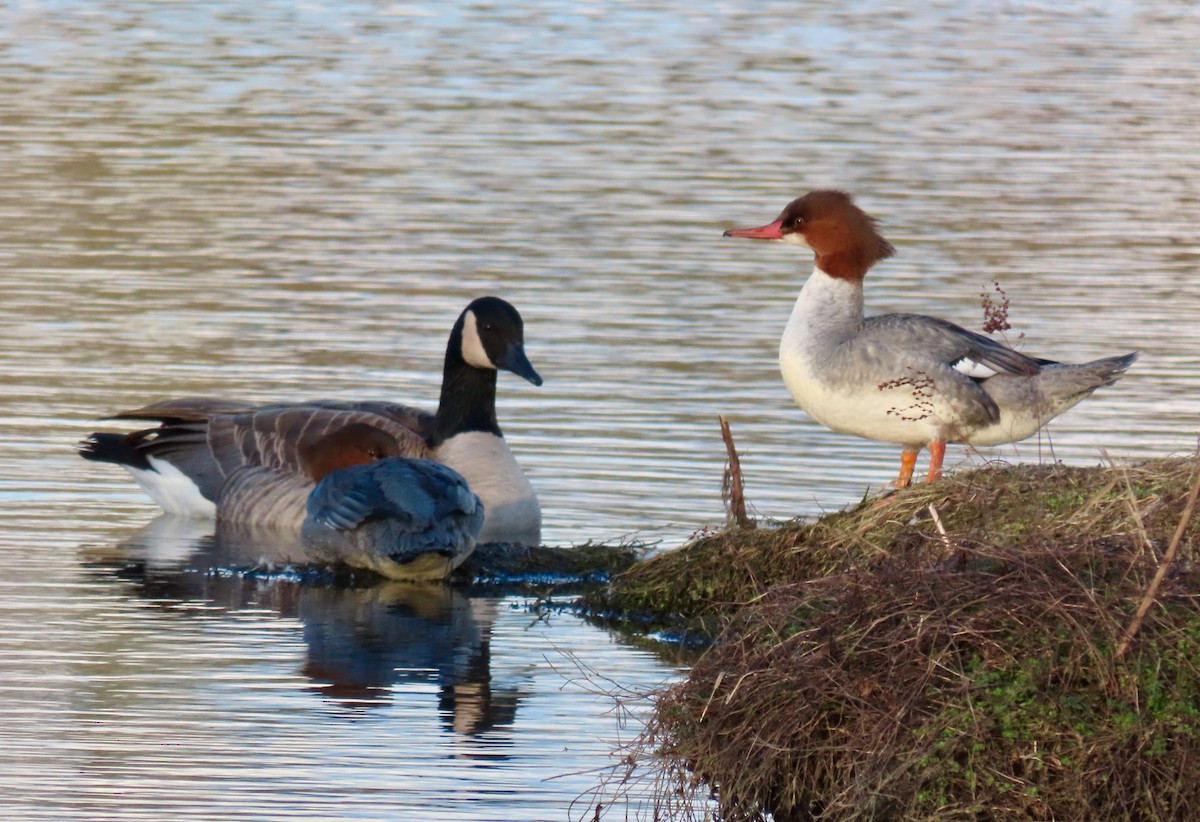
896;447;919;489
926;440;946;483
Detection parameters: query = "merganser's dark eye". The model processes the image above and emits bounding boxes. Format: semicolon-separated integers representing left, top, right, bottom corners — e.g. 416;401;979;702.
779;205;805;231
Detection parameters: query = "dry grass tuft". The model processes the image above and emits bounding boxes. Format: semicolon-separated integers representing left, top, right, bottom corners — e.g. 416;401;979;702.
594;457;1200;821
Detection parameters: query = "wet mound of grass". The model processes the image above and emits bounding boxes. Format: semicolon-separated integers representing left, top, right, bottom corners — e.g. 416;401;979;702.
590;458;1200;627
454;539;644;590
612;457;1200;820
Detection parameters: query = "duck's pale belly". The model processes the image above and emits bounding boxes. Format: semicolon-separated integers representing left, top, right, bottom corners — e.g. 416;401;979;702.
780;348;1051;448
435;432;541;545
780;346;947;447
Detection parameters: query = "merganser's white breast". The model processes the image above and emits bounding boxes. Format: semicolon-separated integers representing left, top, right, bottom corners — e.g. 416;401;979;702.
778;266;862;423
780;267;954;447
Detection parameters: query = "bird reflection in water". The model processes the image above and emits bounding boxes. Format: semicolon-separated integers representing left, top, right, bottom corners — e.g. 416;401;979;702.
80;515;526;740
298;583;522;739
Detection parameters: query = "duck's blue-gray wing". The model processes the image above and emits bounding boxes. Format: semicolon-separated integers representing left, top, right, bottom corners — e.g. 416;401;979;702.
307;458;483;542
862;314;1054;379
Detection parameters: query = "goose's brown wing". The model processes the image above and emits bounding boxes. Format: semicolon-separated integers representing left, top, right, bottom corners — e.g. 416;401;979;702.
87;398;434;503
207;405;432;478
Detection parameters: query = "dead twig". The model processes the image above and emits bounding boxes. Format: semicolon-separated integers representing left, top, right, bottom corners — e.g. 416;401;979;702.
719;415;754;530
1115;463;1200;660
927;504;952;552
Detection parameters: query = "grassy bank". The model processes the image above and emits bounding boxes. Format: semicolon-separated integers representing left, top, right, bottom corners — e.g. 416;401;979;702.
455;539;644;587
588;456;1200;821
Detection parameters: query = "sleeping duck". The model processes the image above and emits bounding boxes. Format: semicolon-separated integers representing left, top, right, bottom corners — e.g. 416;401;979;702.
295;423;483;581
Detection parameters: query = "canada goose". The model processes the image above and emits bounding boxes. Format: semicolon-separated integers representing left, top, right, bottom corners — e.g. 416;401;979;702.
80;296;542;544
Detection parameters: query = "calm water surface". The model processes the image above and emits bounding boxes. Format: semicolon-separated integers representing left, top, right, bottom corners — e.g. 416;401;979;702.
2;1;1198;819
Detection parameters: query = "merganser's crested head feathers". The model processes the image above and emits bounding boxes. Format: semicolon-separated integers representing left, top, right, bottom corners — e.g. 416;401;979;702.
725;189;896;282
298;423;402;482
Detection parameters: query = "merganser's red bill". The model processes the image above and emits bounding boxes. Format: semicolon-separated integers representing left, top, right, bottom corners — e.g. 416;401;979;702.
723;219;784;240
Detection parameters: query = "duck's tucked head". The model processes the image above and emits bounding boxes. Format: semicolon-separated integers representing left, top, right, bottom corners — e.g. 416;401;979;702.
298;423;401;482
724;190;896;282
455;296;542;386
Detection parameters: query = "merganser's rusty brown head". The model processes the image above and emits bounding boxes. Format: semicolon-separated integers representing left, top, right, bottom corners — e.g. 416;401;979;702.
724;190;896;282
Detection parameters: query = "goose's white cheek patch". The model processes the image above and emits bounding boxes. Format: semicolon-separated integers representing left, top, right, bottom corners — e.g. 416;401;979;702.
460;310;496;370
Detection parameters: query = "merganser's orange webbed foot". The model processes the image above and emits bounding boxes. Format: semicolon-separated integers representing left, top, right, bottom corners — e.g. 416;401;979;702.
896;447;919;489
926;440;946;483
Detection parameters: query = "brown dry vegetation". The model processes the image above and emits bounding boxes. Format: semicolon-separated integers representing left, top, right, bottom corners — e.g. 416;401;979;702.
588;456;1200;821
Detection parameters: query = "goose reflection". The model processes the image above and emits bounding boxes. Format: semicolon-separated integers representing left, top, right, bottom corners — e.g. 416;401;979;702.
82;515;525;738
299;582;520;737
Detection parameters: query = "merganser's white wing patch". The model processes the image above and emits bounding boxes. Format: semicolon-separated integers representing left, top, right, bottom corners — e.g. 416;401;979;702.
950;357;999;380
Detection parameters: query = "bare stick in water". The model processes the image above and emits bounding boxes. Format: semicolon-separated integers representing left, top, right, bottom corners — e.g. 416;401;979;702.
719;415;754;530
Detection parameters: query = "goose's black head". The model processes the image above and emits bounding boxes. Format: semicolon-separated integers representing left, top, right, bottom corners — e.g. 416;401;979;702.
452;296;542;386
433;296;541;446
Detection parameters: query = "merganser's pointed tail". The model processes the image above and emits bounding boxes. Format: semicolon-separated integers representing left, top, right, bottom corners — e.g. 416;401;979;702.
971;351;1138;448
1045;351;1138;396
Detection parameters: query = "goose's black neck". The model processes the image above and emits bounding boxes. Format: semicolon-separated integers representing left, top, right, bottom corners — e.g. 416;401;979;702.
429;326;502;447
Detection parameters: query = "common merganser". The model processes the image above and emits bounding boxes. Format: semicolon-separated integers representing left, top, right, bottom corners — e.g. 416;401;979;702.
297;423;484;581
79;296;542;545
724;190;1138;487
